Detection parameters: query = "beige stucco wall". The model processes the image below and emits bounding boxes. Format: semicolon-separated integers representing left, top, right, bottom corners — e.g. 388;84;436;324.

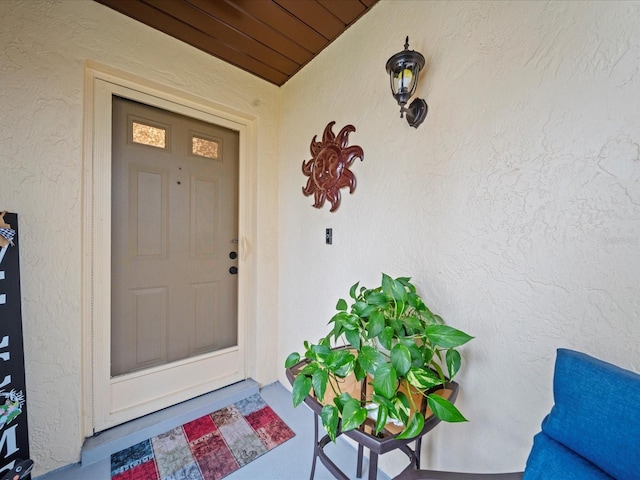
0;0;280;475
279;0;640;475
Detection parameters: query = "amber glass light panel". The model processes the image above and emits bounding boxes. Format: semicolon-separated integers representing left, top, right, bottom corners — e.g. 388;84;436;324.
391;65;419;97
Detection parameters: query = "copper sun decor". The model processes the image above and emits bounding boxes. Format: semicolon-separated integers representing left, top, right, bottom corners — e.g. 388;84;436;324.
301;121;364;212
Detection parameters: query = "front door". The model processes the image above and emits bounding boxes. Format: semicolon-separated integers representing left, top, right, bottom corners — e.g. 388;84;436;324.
102;95;242;430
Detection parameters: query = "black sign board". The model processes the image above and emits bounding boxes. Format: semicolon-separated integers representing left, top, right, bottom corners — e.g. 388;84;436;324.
0;212;30;477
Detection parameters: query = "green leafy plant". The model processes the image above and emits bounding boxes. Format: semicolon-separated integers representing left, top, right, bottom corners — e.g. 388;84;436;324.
285;273;473;441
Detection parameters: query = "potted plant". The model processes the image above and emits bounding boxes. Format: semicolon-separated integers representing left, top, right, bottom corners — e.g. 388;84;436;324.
285;273;473;442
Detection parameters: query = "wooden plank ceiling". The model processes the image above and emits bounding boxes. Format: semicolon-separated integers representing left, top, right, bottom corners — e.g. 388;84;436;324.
95;0;379;86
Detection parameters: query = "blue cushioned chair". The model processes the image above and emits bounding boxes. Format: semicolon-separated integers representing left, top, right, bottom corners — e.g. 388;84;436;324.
395;349;640;480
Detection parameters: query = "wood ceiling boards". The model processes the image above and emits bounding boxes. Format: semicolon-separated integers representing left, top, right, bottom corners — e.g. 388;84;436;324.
94;0;379;86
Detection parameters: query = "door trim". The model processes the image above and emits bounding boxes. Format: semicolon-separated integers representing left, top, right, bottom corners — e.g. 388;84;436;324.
82;62;258;435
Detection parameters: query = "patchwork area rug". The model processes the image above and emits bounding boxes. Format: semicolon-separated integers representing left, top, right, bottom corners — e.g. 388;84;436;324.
111;393;295;480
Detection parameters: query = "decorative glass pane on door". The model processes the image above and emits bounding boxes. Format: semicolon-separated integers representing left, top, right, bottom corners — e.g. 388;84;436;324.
191;133;221;160
131;119;167;149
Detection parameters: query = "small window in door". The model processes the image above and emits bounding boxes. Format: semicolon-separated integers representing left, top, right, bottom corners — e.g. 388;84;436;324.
191;132;221;160
129;115;170;149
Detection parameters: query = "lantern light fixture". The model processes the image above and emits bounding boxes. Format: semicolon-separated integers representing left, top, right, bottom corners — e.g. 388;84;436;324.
385;36;428;128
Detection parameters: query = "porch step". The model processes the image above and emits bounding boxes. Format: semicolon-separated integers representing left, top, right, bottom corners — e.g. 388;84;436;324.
81;379;259;466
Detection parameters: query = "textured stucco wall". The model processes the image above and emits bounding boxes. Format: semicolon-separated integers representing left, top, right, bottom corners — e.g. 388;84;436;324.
279;0;640;475
0;0;280;475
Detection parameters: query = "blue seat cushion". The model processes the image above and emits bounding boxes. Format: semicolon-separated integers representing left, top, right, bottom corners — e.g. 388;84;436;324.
525;349;640;480
524;432;613;479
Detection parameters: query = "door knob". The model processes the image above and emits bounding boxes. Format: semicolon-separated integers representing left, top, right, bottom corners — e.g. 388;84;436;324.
229;266;238;274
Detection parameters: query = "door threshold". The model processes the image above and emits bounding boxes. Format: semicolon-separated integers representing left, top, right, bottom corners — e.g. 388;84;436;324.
81;379;258;466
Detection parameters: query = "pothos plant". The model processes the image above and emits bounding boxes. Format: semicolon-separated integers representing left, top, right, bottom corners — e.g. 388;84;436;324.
285;274;473;442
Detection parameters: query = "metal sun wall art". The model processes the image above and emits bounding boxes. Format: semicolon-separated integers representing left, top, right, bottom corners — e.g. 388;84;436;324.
302;121;364;212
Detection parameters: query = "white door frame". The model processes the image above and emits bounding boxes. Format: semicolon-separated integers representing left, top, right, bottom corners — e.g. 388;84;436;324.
82;62;257;435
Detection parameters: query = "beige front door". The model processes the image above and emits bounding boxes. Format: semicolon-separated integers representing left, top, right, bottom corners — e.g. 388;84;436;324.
105;95;242;429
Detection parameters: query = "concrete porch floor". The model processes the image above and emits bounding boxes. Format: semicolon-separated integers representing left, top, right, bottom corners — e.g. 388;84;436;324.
34;381;392;480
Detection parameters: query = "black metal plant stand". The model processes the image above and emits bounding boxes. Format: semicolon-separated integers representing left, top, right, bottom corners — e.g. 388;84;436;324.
286;359;459;480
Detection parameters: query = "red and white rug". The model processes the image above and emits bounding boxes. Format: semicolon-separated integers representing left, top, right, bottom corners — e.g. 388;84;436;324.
111;394;295;480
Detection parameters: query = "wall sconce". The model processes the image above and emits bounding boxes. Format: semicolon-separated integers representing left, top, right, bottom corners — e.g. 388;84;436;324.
385;36;428;128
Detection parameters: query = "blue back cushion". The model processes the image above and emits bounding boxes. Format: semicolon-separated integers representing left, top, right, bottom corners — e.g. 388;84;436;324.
524;349;640;480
